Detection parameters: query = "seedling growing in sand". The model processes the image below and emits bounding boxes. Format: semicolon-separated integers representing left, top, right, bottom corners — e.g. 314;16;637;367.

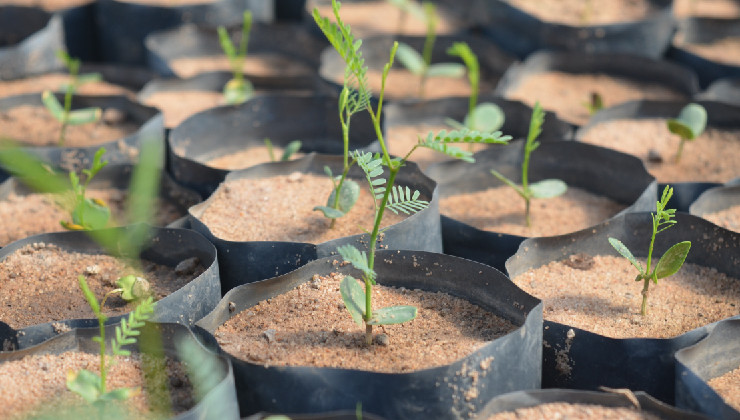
395;2;465;97
608;185;692;316
264;139;302;162
667;103;707;162
218;10;254;105
490;102;567;227
583;91;604;115
43;51;102;145
314;0;511;345
446;42;505;133
60;147;111;231
66;274;155;405
386;0;425;34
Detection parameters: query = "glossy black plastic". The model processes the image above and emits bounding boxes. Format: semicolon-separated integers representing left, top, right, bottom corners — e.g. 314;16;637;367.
0;7;64;80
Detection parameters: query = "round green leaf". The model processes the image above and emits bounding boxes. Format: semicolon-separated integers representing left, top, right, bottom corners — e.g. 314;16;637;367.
395;42;425;75
667;103;707;140
655;241;691;279
465;102;505;132
529;179;567;199
368;305;417;325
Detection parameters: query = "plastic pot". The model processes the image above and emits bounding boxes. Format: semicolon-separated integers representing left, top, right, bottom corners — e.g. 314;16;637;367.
95;0;271;65
470;0;675;59
243;411;385;420
0;224;221;350
495;50;700;127
57;1;97;62
698;77;740;107
188;152;441;292
0;322;240;420
318;33;516;101
195;249;543;419
0;6;64;80
0;92;164;176
145;20;325;82
668;17;740;89
168;92;379;197
689;182;740;233
675;318;740;420
475;389;711;419
505;211;740;404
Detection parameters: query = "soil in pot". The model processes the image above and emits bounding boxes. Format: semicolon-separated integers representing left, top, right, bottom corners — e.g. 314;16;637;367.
485;402;663;420
198;172;408;243
702;204;740;233
578;119;740;183
504;72;687;126
0;187;188;246
511;255;740;339
0;73;133;99
168;54;314;80
214;270;517;373
0;105;139;147
673;32;740;67
140;89;225;128
673;0;740;18
439;186;626;237
0;351;193;420
707;366;740;412
203;144;304;170
0;242;205;329
503;0;658;26
366;69;477;102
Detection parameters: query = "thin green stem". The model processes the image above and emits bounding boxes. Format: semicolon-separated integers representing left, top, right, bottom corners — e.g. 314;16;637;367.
524;197;531;227
640;277;650;316
675;138;686;162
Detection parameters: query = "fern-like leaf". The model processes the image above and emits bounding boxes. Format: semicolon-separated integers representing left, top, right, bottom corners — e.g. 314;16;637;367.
337;244;376;281
418;128;511;162
386;186;429;215
353;150;387;198
110;296;155;357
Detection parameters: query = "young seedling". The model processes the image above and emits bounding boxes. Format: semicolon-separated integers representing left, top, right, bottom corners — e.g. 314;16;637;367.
66;274;155;406
264;139;302;162
667;103;707;163
394;2;465;97
608;185;692;316
490;102;567;227
446;42;505;133
583;91;604;115
218;10;254;105
314;0;511;346
386;0;425;34
60;147;111;231
43;51;102;145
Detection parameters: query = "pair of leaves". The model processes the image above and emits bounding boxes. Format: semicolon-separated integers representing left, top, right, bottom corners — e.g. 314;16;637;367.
265;139;302;162
116;275;151;301
66;369;138;405
608;238;692;284
62;147;110;230
490;170;568;200
340;275;417;326
395;42;465;78
223;78;254;105
42;90;101;126
667;103;707;141
313;174;360;219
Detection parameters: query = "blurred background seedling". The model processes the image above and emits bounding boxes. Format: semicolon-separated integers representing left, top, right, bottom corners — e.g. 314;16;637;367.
667;102;707;162
218;10;254;105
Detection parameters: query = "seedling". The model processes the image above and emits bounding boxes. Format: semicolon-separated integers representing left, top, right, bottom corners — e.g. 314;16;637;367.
490;102;567;227
394;2;465;97
667;103;707;162
60;147;111;231
583;91;604;115
218;10;254;105
608;185;691;316
314;0;511;345
43;51;102;145
66;274;155;406
446;42;505;133
264;139;302;162
385;0;425;34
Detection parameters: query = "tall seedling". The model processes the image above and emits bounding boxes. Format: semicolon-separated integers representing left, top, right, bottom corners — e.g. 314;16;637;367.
43;51;102;145
218;10;255;105
314;0;512;346
394;2;465;97
490;102;567;227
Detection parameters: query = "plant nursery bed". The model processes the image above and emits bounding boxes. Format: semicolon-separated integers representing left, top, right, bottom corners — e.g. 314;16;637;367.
674;34;740;67
0;352;193;420
0;242;205;329
511;255;740;339
707;366;740;412
703;204;740;233
214;271;517;373
203;145;304;171
504;0;657;25
198;172;407;243
579;119;740;183
0;73;133;100
485;402;662;420
388;124;492;170
0;105;139;147
504;72;687;126
0;187;187;246
139;90;224;128
439;186;626;237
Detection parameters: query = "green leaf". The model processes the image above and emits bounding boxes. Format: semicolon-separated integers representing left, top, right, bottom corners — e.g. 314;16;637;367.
464;102;505;132
66;369;102;404
71;197;110;230
116;275;150;301
76;72;103;85
42;90;65;121
340;275;366;326
218;26;237;60
529;179;567;199
608;237;644;274
386;185;429;215
655;241;691;279
313;206;346;219
66;107;101;125
280;140;302;161
331;178;360;212
100;387;138;401
77;275;100;316
337;244;376;281
426;62;465;78
368;305;417;325
223;78;254;105
395;42;425;75
490;169;525;197
667;103;707;140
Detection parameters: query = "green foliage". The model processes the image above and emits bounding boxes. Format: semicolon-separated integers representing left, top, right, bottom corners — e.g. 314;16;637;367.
583;91;604;115
60;147;111;231
218;10;255;104
264;139;302;162
417;128;511;163
608;185;691;316
490;102;567;227
667;103;707;162
313;166;360;219
44;51;102;145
